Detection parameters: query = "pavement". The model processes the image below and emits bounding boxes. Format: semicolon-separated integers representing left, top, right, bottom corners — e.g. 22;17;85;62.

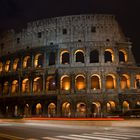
1;117;140;128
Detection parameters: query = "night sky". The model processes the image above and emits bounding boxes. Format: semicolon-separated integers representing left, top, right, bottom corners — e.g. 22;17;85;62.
0;0;140;63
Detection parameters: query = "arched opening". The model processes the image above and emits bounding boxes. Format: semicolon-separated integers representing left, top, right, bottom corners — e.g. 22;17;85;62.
46;76;56;91
91;102;101;117
75;50;84;63
0;62;3;72
90;50;99;63
34;54;43;68
75;75;86;90
104;49;114;63
120;74;130;90
5;60;10;72
36;103;42;115
76;102;86;117
11;80;18;94
3;81;9;95
61;75;70;90
33;77;42;93
123;101;130;112
135;101;140;109
135;75;140;89
48;103;56;117
91;75;101;89
24;104;30;117
61;51;70;64
22;78;30;93
107;101;116;112
49;52;55;65
106;74;116;89
23;56;31;69
62;102;71;117
13;58;20;71
119;49;127;62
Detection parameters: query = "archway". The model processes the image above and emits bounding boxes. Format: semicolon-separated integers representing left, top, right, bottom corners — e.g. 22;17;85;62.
62;102;71;117
48;103;56;117
22;78;30;93
61;75;70;90
76;102;86;117
46;76;56;91
106;74;116;89
120;74;130;89
90;50;99;63
61;51;70;64
91;102;101;117
123;101;130;112
36;103;42;116
24;104;30;117
91;75;101;89
11;80;18;94
75;75;86;90
75;50;84;63
107;101;116;112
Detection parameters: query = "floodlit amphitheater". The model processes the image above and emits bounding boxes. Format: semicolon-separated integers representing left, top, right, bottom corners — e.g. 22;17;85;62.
0;14;140;118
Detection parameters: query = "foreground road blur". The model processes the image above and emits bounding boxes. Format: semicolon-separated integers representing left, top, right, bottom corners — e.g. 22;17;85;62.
0;119;140;140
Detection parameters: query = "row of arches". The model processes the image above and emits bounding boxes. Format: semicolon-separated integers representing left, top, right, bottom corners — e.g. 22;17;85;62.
4;101;139;118
0;73;139;95
0;48;128;72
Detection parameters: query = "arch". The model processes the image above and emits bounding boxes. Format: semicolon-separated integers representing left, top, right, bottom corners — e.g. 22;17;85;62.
119;49;128;62
33;77;43;93
34;53;43;68
61;75;70;90
91;102;101;117
11;80;18;94
91;74;101;89
107;101;116;112
22;78;30;93
48;103;56;117
135;74;140;89
76;102;86;117
75;50;84;63
106;74;116;89
120;74;130;89
5;60;10;72
75;75;86;90
23;56;31;69
36;103;42;115
46;76;56;91
62;102;71;117
123;101;130;112
0;62;3;72
104;49;114;63
60;51;70;64
90;50;99;63
13;58;20;71
24;104;30;117
3;81;9;95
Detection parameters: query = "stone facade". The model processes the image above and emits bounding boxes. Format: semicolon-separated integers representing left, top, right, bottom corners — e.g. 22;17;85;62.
0;14;140;118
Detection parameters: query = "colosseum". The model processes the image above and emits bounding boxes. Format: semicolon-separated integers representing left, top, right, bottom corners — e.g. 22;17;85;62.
0;14;140;118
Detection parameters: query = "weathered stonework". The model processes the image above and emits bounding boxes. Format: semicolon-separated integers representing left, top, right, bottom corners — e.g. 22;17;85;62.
0;14;140;118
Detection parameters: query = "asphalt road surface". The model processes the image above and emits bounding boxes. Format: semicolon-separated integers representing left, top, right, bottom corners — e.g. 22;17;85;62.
0;120;140;140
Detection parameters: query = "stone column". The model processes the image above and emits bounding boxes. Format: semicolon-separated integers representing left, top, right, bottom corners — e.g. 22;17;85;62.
42;73;46;94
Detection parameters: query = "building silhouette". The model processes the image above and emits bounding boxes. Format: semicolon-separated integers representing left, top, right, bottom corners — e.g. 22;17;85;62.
0;14;140;118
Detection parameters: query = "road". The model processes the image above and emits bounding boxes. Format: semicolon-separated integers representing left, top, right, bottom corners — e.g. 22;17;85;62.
0;120;140;140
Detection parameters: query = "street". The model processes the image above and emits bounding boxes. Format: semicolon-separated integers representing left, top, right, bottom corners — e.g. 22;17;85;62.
0;120;140;140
